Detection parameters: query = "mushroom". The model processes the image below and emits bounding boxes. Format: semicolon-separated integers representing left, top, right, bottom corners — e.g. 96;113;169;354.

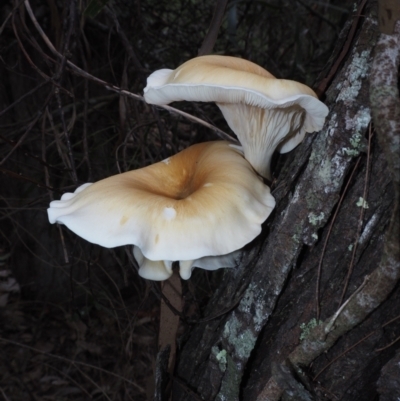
135;245;241;280
144;55;329;179
48;141;275;280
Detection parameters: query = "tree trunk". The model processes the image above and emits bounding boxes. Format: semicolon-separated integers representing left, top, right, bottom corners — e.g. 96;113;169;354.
171;2;400;400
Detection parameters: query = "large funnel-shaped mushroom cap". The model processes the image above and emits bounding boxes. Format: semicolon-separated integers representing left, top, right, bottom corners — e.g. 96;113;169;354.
48;141;275;279
144;55;329;179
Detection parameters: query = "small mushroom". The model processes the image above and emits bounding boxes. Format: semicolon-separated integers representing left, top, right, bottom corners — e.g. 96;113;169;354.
144;55;329;179
48;141;275;280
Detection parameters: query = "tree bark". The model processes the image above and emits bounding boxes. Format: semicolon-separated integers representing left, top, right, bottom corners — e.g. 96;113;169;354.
172;2;400;400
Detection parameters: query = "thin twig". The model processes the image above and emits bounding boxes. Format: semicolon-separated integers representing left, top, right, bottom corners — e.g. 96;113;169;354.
42;362;93;400
315;0;368;97
104;6;144;70
11;9;53;83
0;336;145;392
375;334;400;352
154;104;236;142
198;0;229;56
314;314;400;379
23;0;235;142
78;42;92;181
52;0;78;183
340;125;373;305
0;167;54;190
315;157;361;320
0;387;11;401
0;133;62;171
0;111;45;166
325;275;369;335
0;81;48;118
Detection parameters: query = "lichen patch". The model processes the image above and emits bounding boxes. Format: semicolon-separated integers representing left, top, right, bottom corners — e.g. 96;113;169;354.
336;50;371;104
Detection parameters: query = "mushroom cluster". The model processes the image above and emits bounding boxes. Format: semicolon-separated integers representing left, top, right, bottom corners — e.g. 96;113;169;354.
48;55;328;281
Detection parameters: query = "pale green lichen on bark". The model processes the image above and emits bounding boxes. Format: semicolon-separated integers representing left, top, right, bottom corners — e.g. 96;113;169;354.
308;212;325;225
342;107;370;156
299;318;323;341
356;197;369;209
223;314;257;360
336;49;371;103
307;113;346;196
238;282;267;330
215;352;241;401
212;346;227;372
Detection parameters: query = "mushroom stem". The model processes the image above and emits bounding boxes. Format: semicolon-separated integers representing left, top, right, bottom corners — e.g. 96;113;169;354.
217;103;306;179
134;246;173;281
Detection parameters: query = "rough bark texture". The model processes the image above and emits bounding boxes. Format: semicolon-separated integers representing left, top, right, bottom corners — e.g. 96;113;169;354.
378;350;400;400
0;0;398;399
172;2;400;400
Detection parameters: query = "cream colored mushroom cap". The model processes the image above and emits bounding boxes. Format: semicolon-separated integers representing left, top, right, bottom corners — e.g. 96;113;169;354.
48;141;275;262
144;55;328;134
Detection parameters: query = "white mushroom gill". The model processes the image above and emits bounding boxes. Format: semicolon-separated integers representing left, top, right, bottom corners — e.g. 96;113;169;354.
135;247;241;281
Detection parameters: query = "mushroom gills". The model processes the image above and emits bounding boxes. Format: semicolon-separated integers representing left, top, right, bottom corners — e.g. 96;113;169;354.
134;246;173;281
134;246;240;281
218;102;306;179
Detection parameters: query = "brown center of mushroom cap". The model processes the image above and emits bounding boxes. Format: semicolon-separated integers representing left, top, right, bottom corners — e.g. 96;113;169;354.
117;142;237;203
48;141;275;261
176;55;275;80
